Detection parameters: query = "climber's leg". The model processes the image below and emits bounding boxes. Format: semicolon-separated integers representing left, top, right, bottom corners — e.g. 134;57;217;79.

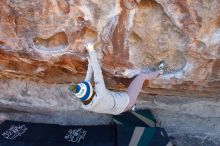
125;71;160;111
124;61;165;111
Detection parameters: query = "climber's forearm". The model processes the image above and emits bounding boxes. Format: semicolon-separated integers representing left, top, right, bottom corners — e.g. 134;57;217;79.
88;50;106;92
85;59;93;82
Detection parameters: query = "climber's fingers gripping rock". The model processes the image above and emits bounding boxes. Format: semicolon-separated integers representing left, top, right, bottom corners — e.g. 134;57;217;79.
85;43;95;52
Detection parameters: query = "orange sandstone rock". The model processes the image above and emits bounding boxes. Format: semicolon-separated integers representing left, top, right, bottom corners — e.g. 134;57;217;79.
0;0;219;97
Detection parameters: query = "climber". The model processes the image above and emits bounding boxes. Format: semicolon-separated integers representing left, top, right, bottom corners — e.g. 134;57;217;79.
69;43;164;115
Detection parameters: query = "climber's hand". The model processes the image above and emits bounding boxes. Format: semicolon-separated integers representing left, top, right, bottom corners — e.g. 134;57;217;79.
85;43;94;52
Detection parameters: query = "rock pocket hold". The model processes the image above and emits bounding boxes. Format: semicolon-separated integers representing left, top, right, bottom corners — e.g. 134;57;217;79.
33;32;69;53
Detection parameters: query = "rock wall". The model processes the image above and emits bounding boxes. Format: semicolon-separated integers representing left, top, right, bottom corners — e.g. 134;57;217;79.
0;0;220;97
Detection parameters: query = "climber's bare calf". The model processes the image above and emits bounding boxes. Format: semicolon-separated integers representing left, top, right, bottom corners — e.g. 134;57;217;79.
125;71;160;111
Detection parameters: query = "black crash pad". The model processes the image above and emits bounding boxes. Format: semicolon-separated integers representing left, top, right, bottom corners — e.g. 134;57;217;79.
0;120;116;146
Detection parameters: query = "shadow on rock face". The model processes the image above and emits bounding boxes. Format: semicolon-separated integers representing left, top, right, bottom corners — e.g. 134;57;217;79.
33;32;69;52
